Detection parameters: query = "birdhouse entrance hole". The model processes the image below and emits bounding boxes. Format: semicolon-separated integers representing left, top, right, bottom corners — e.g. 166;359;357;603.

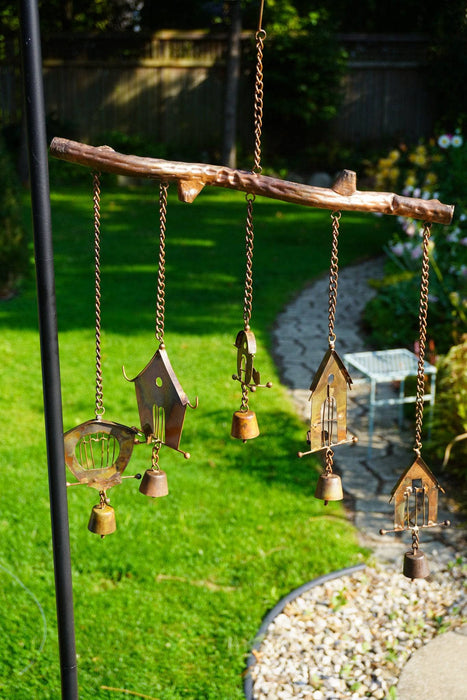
76;432;120;470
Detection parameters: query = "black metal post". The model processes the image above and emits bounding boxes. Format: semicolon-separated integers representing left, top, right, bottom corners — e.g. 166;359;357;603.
18;1;79;697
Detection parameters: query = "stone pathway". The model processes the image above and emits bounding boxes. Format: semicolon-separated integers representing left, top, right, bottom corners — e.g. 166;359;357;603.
271;256;465;566
246;257;466;700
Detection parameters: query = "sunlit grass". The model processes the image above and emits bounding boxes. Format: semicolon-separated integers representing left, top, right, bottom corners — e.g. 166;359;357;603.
0;183;393;698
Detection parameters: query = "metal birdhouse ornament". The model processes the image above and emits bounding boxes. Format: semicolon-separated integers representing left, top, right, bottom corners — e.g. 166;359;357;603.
124;182;197;496
298;211;356;503
231;17;272;441
64;173;142;536
380;223;450;578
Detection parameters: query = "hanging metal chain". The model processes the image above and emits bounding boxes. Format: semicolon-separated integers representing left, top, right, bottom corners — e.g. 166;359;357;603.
243;194;255;330
253;25;266;173
151;440;162;471
155;182;169;347
414;222;432;455
325;447;334;475
328;211;341;348
242;1;266;329
411;526;420;553
93;171;105;418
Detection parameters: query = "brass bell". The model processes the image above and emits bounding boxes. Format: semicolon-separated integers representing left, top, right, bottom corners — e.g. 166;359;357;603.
403;549;430;580
139;468;169;498
231;409;260;442
88;502;116;537
315;471;343;505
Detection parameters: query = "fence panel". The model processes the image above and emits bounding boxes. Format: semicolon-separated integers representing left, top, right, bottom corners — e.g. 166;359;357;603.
2;33;436;153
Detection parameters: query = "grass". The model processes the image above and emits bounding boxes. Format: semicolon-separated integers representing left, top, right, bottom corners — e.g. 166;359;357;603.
0;180;393;699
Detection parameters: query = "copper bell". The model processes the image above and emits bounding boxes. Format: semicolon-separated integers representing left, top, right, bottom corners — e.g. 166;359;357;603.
403;549;430;580
231;409;259;442
139;468;169;498
88;503;116;537
315;472;343;505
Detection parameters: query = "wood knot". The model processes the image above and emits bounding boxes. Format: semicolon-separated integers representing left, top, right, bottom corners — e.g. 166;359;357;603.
332;170;357;196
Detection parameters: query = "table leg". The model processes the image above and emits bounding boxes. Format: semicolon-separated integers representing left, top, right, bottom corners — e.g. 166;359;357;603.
398;379;405;428
368;378;376;460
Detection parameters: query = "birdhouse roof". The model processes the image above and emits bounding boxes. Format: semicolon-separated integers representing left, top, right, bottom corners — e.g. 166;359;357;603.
309;348;352;392
129;347;189;406
389;454;444;501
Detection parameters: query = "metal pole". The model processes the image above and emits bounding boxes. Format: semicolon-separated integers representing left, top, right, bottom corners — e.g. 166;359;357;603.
18;1;79;697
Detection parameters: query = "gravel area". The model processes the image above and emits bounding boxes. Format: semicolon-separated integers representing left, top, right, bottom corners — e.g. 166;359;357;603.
249;560;467;700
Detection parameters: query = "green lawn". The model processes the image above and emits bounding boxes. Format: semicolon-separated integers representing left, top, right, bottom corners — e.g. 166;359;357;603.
0;181;393;699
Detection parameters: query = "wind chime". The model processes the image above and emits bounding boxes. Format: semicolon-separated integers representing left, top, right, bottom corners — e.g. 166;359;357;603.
297;209;356;503
52;3;455;575
64;172;142;537
231;5;272;443
380;223;450;579
64;176;197;536
123;181;197;496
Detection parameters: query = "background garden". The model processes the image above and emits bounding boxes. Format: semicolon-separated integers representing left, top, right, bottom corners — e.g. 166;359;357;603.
1;0;466;698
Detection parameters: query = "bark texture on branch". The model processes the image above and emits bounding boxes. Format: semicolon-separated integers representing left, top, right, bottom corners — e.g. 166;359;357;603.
49;138;454;225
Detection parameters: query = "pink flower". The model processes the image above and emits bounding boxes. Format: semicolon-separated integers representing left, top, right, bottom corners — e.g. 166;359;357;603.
460;237;467;246
390;242;405;256
411;245;423;260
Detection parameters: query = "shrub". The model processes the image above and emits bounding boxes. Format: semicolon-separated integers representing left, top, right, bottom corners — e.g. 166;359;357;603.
261;10;347;167
427;335;467;506
0;135;29;298
364;132;467;353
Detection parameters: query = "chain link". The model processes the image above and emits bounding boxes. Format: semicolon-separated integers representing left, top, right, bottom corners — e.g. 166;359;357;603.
325;447;334;474
155;182;168;347
253;28;266;173
243;194;255;330
151;440;162;471
414;222;431;455
328;212;341;348
411;526;420;552
93;172;105;418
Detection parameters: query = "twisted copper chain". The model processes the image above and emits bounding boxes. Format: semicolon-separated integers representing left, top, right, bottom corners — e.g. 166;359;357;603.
328;212;341;348
253;27;266;174
155;182;169;347
325;447;334;474
93;171;104;418
414;222;432;455
243;194;255;330
151;440;162;471
242;6;266;329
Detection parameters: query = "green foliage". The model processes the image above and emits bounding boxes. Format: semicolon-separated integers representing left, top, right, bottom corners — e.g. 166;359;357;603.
427;336;467;494
261;9;347;164
364;133;467;353
0;135;29;298
0;184;392;697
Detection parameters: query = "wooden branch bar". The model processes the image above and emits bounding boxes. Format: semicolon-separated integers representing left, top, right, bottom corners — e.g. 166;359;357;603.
49;138;454;225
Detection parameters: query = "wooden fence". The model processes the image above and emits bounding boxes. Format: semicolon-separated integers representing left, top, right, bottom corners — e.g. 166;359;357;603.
1;32;435;155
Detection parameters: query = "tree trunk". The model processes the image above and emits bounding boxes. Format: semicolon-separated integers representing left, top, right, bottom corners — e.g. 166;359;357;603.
222;0;242;168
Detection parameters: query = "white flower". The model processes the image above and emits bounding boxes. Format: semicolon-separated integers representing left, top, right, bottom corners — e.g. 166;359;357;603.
447;229;460;243
405;222;416;237
438;134;451;148
451;134;463;148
